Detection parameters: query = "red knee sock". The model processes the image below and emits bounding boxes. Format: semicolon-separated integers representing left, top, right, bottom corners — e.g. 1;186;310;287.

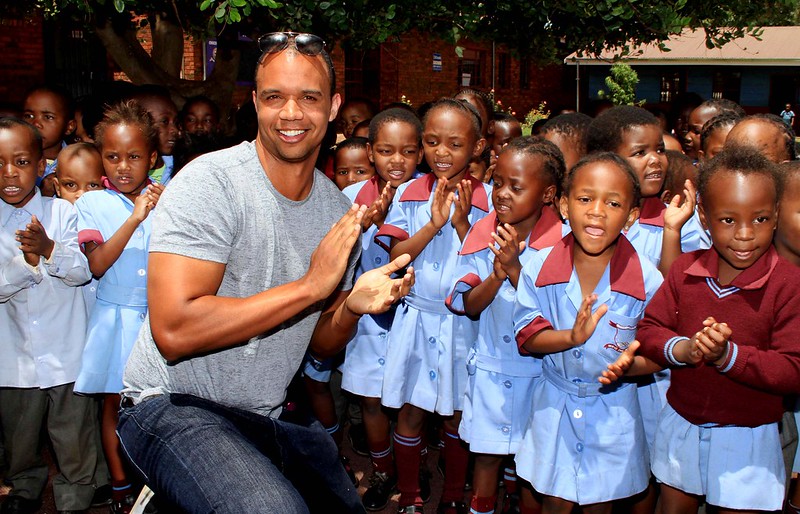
441;430;469;503
394;431;423;507
503;465;517;495
368;435;394;476
470;495;497;513
111;479;132;502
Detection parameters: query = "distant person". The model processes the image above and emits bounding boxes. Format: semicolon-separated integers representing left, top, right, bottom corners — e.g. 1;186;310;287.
781;103;796;128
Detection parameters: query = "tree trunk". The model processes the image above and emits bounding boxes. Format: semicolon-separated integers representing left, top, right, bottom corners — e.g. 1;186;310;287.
92;13;241;124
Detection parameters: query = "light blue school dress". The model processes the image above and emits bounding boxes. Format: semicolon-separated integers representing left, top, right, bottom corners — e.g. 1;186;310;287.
340;177;395;398
512;234;663;505
447;208;567;455
74;187;152;394
376;174;492;416
625;197;710;455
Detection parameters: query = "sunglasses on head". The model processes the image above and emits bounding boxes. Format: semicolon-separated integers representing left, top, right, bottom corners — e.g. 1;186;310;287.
257;32;326;63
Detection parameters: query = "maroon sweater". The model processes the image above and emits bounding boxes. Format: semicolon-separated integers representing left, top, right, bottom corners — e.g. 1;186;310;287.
637;246;800;427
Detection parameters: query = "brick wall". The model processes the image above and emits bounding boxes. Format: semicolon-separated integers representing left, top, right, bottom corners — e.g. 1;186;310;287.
0;14;45;109
373;31;572;120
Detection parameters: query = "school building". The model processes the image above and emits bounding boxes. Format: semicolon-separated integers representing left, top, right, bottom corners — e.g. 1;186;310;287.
0;12;572;119
565;27;800;115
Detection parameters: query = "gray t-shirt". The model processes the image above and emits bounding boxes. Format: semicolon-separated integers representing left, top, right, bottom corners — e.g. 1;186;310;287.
123;141;358;415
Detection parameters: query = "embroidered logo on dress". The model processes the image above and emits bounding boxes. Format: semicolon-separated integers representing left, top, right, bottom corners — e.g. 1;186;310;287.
603;319;637;353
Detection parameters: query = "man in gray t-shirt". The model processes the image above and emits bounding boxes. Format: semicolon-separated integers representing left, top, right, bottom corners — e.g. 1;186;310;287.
117;33;413;514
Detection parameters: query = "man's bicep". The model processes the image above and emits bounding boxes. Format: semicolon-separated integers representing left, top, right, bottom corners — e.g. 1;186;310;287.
147;252;226;325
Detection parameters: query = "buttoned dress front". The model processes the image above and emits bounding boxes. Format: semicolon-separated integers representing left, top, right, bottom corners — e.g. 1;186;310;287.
376;174;492;415
74;188;152;394
447;208;567;455
512;234;663;505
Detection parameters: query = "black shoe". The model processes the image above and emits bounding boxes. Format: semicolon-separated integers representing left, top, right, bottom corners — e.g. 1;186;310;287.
397;506;423;514
110;493;136;514
419;467;431;503
0;497;40;514
362;471;396;511
347;423;370;457
90;484;112;507
341;455;359;487
501;492;520;514
437;500;468;514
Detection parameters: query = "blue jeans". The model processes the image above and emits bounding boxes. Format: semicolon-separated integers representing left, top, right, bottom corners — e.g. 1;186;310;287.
117;394;365;514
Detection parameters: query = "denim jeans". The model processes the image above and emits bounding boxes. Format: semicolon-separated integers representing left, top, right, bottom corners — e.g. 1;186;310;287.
117;394;365;514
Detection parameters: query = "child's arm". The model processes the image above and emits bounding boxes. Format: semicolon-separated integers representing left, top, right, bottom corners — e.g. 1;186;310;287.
659;180;696;275
17;214;90;287
389;178;453;262
460;266;504;318
451;179;473;242
520;294;609;354
705;291;800;395
84;185;162;277
599;341;663;384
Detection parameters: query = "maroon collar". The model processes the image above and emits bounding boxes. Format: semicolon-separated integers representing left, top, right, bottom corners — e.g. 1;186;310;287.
459;208;564;255
638;197;665;227
684;245;780;290
399;173;490;212
535;233;647;301
353;176;381;207
101;176;152;195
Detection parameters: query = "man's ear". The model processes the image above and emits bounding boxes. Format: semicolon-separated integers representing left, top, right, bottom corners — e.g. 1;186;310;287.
329;93;342;123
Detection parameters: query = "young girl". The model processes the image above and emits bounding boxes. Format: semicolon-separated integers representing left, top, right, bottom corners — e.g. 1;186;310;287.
513;153;663;514
333;137;376;191
376;98;490;514
338;107;424;510
74;100;164;514
586;105;708;275
587;108;709;500
447;137;567;514
698;113;741;162
603;147;800;513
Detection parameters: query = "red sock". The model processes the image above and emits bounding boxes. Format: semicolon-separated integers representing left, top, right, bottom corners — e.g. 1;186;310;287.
394;431;423;507
503;465;517;494
368;435;394;476
470;495;497;513
441;430;469;503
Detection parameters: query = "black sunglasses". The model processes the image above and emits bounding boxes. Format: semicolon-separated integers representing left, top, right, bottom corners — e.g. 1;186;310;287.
257;32;326;63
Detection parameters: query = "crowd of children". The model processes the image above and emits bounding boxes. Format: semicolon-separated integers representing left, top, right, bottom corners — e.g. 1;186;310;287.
2;77;800;514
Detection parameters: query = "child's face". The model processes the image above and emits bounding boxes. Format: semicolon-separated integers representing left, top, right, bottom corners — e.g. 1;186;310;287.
73;109;93;144
22;91;75;154
560;161;638;259
334;146;375;190
699;125;731;162
699;171;777;282
492;151;555;227
686;106;718;157
369;121;422;189
339;103;372;139
543;131;581;172
454;93;489;137
491;121;522;158
138;96;180;156
615;124;667;199
183;101;219;136
775;174;800;265
726;120;788;163
100;124;157;201
55;154;104;204
0;126;44;208
423;107;483;184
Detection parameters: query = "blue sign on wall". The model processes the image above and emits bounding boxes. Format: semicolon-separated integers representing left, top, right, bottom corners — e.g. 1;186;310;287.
433;52;442;72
